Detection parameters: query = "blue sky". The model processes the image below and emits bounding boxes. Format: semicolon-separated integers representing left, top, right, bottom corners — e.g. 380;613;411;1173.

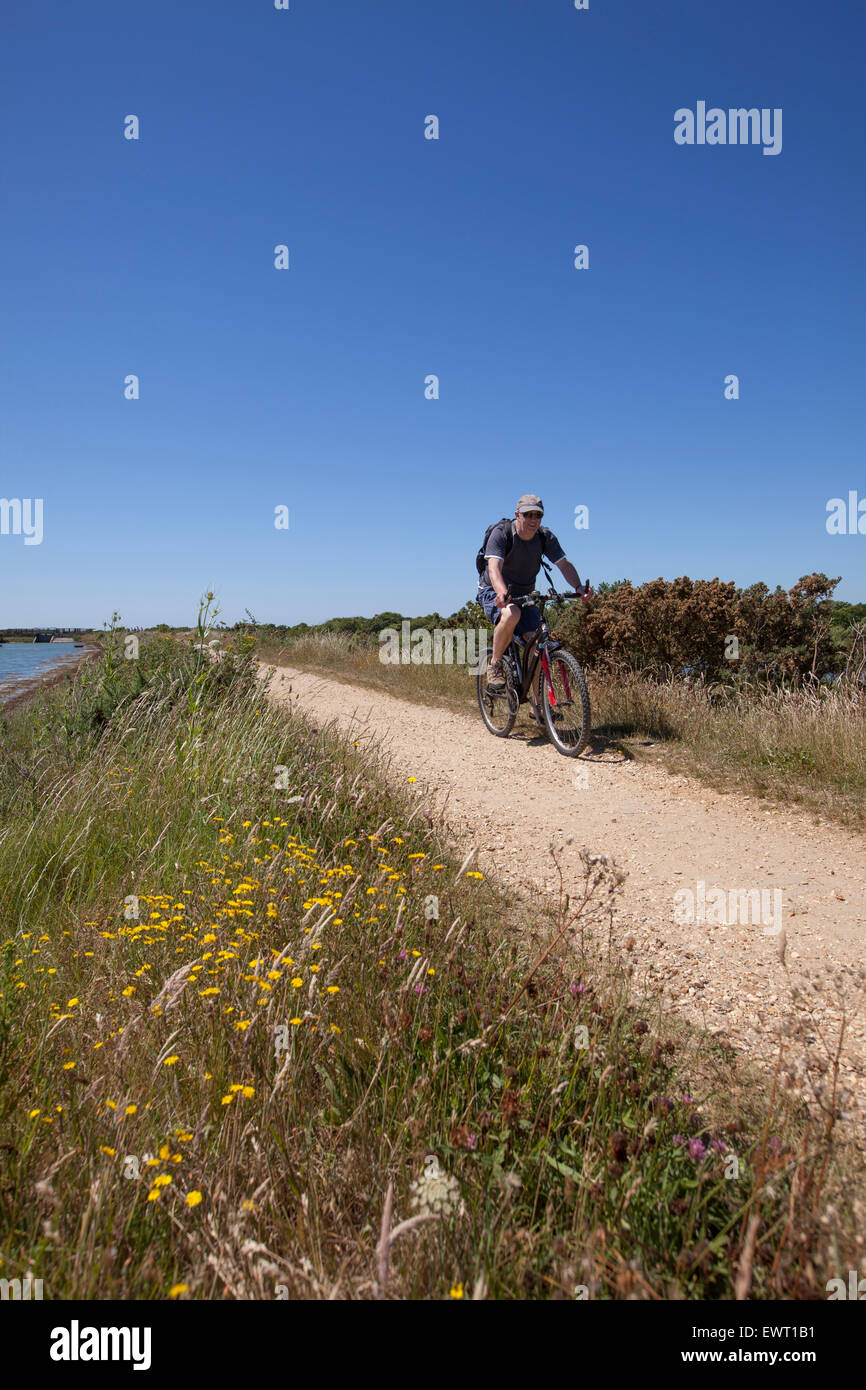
2;0;864;627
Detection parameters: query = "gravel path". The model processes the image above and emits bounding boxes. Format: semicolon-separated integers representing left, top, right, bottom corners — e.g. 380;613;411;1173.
263;663;866;1134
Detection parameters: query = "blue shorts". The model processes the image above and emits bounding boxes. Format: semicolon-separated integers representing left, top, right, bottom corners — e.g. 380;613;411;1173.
478;586;541;637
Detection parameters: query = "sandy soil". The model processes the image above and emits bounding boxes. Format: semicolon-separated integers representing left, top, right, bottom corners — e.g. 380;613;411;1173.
262;662;866;1133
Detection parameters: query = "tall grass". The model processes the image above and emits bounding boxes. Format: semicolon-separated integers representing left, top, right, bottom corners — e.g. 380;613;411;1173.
590;663;866;828
0;625;861;1299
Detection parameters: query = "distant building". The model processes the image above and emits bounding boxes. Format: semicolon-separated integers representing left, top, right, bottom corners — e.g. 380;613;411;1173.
0;628;84;643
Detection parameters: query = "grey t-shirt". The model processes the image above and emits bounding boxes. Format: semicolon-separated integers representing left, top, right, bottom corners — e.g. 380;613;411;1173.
481;522;566;597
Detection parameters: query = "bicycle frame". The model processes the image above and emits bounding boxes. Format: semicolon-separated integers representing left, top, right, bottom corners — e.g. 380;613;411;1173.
479;578;590;753
505;602;572;710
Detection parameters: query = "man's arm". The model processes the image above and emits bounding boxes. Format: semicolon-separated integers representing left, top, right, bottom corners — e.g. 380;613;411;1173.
555;557;581;588
486;556;511;607
555;557;591;597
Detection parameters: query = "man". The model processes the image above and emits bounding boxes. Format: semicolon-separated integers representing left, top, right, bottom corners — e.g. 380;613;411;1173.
478;494;591;703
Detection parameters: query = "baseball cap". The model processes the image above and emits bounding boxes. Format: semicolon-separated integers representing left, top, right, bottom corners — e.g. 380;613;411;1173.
516;494;544;515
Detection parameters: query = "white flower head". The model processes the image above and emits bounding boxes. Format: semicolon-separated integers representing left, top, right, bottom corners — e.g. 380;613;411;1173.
409;1155;465;1218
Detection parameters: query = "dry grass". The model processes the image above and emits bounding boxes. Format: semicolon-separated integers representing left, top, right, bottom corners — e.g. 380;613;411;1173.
590;663;866;830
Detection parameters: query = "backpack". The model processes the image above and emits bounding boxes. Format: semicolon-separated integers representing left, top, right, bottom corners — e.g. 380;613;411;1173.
475;518;515;577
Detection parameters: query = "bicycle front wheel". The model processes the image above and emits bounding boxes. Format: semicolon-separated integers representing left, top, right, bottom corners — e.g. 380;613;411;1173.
540;649;591;756
476;646;518;737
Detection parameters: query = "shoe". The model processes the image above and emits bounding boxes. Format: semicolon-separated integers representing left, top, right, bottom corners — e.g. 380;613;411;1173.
486;659;506;690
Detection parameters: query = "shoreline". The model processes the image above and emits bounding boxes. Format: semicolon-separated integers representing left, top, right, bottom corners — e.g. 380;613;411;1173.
0;644;102;714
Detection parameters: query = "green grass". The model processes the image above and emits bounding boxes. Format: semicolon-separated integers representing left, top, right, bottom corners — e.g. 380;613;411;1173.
0;617;861;1300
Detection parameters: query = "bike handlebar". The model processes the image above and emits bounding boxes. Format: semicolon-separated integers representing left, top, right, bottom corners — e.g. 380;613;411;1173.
509;589;586;606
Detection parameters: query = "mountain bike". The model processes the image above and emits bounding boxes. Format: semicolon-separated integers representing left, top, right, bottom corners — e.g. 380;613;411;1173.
476;585;591;757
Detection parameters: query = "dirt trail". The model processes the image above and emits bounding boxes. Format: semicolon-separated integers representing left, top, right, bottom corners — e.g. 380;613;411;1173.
262;663;866;1131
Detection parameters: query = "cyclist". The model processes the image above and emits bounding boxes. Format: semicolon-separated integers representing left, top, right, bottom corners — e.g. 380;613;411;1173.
478;494;591;703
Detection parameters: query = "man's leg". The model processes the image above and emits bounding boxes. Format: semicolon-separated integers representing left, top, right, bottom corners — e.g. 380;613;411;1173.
531;663;549;722
519;613;544;715
486;604;520;689
531;658;543;709
491;604;520;662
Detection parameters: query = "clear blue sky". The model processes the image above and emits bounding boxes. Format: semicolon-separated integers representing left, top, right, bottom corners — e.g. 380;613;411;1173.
2;0;864;628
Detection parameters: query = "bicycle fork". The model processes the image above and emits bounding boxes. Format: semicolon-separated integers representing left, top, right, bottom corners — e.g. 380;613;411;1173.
537;646;573;709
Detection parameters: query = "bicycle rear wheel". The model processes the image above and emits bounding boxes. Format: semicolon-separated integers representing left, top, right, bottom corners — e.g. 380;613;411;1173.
476;645;518;737
540;648;591;756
